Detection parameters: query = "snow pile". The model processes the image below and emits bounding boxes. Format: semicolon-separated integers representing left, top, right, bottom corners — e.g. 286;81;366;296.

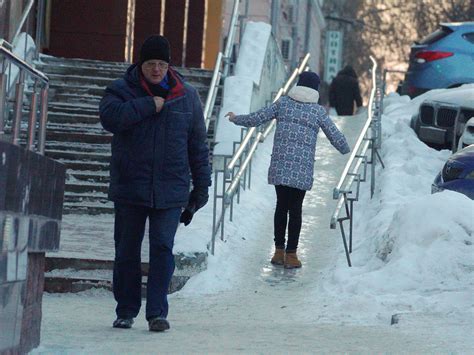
321;88;474;319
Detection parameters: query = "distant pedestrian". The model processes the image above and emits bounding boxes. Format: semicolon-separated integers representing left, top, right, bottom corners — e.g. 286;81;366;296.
99;35;211;332
226;71;350;269
329;65;363;115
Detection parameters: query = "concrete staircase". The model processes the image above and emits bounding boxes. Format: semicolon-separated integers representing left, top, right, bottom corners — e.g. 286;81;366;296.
35;55;220;215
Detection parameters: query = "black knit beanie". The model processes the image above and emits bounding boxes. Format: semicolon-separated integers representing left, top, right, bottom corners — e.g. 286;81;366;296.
297;71;320;91
139;35;170;64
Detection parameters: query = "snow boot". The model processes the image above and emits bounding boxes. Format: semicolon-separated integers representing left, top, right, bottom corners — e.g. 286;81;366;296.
113;318;134;329
284;251;302;269
270;248;285;265
148;317;170;332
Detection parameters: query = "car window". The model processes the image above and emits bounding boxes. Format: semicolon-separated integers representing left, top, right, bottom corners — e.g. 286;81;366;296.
463;32;474;44
418;27;453;45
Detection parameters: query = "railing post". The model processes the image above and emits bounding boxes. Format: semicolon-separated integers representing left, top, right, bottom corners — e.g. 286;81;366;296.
38;85;48;154
12;70;26;145
0;71;7;136
27;83;39;150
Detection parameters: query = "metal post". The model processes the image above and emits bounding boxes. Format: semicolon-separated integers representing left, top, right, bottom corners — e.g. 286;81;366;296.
349;199;353;253
220;166;226;241
38;85;48;154
27;85;38;150
211;170;219;255
0;72;7;135
339;220;352;267
12;70;25;145
35;0;46;59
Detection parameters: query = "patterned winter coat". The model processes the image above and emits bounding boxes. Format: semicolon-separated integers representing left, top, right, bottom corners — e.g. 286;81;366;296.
232;85;350;191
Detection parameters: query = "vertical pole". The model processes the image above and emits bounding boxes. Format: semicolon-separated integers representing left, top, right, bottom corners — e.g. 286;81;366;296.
0;72;7;136
339;220;352;267
35;0;46;59
12;70;25;145
27;85;38;150
349;199;353;253
211;170;219;255
38;85;48;154
220;166;226;241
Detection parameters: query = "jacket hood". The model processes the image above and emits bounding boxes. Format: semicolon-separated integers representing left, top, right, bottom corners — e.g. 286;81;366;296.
288;86;320;103
338;65;357;78
124;64;141;87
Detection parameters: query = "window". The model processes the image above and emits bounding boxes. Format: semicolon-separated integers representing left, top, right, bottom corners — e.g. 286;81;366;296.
288;6;294;23
463;32;474;44
418;26;453;45
281;39;291;60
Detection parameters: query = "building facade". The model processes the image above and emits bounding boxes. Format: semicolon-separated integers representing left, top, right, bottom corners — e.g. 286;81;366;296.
222;0;326;73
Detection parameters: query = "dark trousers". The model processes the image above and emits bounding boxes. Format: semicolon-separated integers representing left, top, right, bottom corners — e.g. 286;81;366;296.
274;185;306;251
113;202;181;320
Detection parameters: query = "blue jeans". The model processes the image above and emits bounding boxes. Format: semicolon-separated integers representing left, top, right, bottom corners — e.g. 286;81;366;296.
113;202;181;320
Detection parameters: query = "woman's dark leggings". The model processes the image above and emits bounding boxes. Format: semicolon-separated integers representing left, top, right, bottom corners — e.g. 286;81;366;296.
274;185;306;251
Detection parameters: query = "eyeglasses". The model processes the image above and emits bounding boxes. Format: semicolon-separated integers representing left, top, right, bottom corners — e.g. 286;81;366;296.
144;61;169;70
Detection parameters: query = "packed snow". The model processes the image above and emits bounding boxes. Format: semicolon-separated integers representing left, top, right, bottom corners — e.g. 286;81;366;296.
34;86;474;353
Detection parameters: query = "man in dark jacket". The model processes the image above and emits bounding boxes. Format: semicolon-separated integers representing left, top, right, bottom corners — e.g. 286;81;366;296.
99;35;211;332
329;65;363;116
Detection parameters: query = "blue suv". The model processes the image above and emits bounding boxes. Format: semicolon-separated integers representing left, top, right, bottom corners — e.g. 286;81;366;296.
402;22;474;97
432;145;474;199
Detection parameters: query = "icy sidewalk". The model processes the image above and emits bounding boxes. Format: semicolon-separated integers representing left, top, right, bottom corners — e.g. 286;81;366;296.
35;100;473;353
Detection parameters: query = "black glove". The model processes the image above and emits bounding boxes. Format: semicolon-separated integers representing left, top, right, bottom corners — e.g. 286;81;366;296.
180;203;196;226
179;187;209;226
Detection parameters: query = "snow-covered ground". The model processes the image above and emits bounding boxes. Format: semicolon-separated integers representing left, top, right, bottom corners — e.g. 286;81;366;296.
34;87;474;353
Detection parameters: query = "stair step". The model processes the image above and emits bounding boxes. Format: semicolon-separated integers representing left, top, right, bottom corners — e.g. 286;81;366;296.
63;191;109;204
49;102;99;115
63;201;114;215
44;274;190;294
46;131;112;144
45;141;110;153
66;182;109;194
67;170;110;183
43;252;207;294
48;111;100;125
46;149;110;163
56;159;110;171
47;121;105;131
52;93;101;105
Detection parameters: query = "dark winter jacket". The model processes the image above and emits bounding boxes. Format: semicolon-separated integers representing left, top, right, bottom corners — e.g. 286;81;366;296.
99;65;211;208
232;85;350;191
329;66;363;116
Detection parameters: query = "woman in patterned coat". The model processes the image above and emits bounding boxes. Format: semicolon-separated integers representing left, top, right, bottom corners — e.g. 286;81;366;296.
226;71;350;268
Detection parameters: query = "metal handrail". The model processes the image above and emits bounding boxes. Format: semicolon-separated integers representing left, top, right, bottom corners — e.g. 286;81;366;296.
329;56;384;267
12;0;36;45
203;0;240;130
0;38;49;155
333;56;377;200
0;41;49;84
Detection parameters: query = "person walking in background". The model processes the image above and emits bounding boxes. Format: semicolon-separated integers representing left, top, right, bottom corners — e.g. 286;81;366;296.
226;72;350;269
99;35;211;332
329;65;363;115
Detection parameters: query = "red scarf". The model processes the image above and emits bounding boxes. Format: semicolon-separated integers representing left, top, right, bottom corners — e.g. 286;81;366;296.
140;67;185;101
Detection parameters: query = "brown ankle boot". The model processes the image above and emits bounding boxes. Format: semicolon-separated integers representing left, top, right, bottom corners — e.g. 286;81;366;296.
284;251;302;269
270;248;285;265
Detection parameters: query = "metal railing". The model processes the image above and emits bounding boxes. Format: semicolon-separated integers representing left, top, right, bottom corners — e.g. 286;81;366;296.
0;40;49;154
203;0;240;131
210;53;311;254
330;56;385;267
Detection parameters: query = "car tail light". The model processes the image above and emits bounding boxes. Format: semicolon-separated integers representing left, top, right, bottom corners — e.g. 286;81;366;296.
415;51;454;63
